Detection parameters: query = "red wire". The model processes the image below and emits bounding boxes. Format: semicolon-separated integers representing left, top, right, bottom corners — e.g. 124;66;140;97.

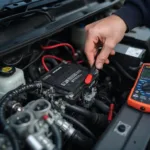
41;43;76;57
42;55;84;72
41;43;83;71
42;55;70;71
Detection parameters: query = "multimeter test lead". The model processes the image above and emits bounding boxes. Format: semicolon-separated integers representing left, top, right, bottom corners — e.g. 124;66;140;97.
84;47;116;122
84;65;97;85
84;48;100;85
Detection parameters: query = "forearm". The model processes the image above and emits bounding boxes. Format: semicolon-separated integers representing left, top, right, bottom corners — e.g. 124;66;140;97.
114;0;150;31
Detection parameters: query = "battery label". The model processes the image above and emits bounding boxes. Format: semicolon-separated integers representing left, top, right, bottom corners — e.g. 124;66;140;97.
126;47;143;58
61;70;82;86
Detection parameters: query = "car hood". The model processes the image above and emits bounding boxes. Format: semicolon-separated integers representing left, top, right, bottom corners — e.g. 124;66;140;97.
0;0;120;56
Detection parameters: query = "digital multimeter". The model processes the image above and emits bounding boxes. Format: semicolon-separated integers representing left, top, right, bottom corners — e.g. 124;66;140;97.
128;63;150;112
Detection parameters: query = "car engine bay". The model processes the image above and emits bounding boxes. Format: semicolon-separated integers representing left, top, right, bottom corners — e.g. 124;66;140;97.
0;0;150;150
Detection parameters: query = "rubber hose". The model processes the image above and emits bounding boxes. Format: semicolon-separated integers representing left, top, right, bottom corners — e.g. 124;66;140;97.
29;65;38;80
0;82;42;127
50;124;62;150
65;104;107;126
28;51;39;80
23;51;44;70
44;58;58;67
62;114;96;140
72;131;94;149
65;104;93;119
0;83;42;150
94;100;109;114
4;127;19;150
91;113;108;127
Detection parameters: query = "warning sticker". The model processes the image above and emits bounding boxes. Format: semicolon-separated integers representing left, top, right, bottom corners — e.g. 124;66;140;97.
125;47;143;58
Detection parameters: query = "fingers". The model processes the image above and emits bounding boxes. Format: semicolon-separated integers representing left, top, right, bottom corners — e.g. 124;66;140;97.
110;50;115;55
96;40;115;69
84;21;117;69
105;59;109;64
84;31;98;66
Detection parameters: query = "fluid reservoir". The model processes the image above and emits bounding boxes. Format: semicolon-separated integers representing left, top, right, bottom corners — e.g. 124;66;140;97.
0;66;25;98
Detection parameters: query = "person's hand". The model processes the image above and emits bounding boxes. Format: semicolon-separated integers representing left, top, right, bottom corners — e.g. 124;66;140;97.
84;15;127;69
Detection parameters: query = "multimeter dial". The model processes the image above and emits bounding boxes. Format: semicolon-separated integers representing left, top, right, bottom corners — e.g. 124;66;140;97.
142;83;150;91
131;66;150;104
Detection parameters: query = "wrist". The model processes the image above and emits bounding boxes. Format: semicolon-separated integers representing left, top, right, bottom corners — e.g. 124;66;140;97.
110;15;128;32
114;4;143;31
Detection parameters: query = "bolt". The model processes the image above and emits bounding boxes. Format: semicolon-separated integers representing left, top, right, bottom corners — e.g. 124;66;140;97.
53;110;57;114
61;105;65;110
17;107;22;112
68;93;74;99
55;101;59;105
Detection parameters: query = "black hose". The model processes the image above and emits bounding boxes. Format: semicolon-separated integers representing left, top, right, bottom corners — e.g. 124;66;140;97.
23;51;44;70
65;103;92;119
0;82;42;127
62;114;96;140
98;93;111;104
0;107;19;150
92;113;108;127
50;124;62;150
72;131;94;149
0;82;42;150
94;100;109;114
65;103;107;126
44;58;58;67
29;65;39;80
111;60;135;81
2;53;23;66
4;128;19;150
28;51;39;80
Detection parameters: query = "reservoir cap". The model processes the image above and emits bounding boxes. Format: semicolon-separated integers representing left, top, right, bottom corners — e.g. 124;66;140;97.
0;66;16;77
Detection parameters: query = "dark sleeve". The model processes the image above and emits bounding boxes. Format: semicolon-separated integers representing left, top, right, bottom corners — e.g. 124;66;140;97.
114;0;150;31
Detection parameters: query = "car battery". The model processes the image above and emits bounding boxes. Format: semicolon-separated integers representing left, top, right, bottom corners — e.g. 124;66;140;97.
109;43;146;90
114;43;146;69
112;43;146;78
121;26;150;62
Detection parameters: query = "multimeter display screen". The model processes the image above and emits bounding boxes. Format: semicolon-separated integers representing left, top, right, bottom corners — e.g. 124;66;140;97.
141;67;150;78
